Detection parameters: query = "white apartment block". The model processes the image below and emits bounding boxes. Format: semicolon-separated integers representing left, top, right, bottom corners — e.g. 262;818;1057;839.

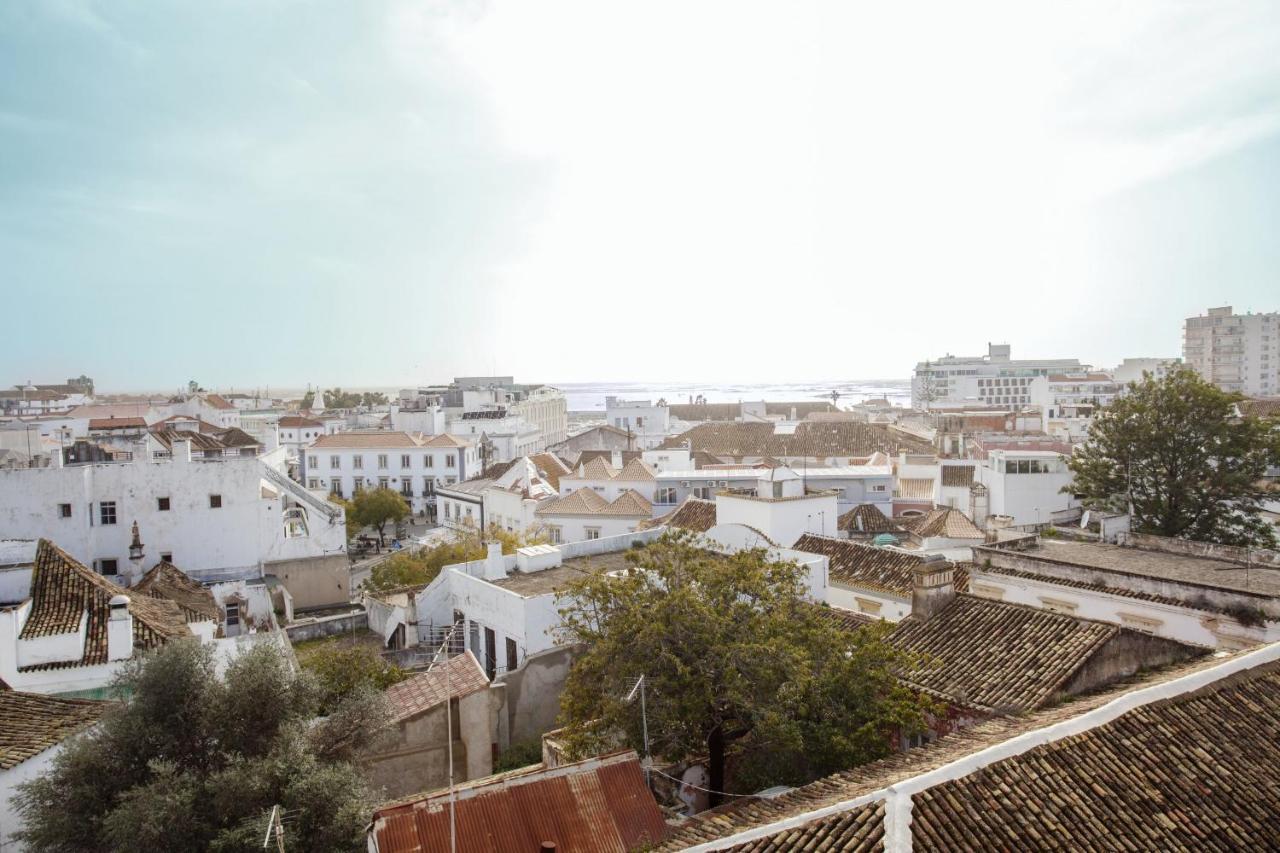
304;431;478;515
1030;373;1120;443
652;461;893;518
0;441;348;606
604;397;672;449
912;343;1085;410
1111;357;1181;386
1184;306;1280;396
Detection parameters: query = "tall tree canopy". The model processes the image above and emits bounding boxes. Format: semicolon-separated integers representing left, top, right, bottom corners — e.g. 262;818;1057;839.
1069;369;1280;547
349;487;411;547
15;641;388;852
556;533;930;802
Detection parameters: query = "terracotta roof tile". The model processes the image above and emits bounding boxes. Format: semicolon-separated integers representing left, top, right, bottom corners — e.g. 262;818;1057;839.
895;478;935;500
793;535;929;597
939;465;975;487
887;594;1121;712
902;507;984;540
18;541;191;671
528;452;571;491
87;417;147;430
535;488;611;516
660;422;931;459
564;456;619;481
311;431;422;449
600;489;654;517
614;457;657;482
383;652;488;723
133;561;220;623
277;416;323;428
0;690;110;770
837;505;904;536
641;497;719;533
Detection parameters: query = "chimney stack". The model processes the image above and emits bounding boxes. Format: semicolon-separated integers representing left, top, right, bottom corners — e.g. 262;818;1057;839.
910;557;955;621
482;541;506;581
107;595;133;660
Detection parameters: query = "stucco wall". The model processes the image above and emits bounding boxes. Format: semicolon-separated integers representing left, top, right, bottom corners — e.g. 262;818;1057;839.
1062;630;1205;698
283;610;367;643
269;553;351;609
492;644;576;745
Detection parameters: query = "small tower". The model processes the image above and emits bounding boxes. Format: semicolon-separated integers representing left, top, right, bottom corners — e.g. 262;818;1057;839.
125;520;145;586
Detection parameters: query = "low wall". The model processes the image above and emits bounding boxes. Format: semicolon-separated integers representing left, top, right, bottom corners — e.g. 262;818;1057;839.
285;610;368;643
1119;532;1280;568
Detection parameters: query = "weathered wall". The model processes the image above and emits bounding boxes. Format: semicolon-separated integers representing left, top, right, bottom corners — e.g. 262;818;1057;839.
363;701;463;800
283;609;367;643
269;553;350;609
1062;630;1205;698
492;644;577;745
1120;532;1280;568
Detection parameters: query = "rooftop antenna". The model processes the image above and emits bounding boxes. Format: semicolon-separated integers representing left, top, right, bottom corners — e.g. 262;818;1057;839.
624;674;651;787
262;804;285;852
429;623;461;853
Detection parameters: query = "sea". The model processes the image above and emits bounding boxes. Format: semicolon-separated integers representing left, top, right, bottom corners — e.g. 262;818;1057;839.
554;380;912;413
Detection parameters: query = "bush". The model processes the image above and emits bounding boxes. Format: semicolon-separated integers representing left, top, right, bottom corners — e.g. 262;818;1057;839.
493;739;544;773
298;640;407;712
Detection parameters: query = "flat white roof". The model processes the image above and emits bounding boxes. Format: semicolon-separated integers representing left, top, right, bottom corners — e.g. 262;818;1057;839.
0;539;38;568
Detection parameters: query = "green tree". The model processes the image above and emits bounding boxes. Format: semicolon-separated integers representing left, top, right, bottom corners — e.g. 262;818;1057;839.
14;640;388;853
297;640;408;713
364;524;548;592
350;488;411;547
1069;369;1280;547
555;533;931;803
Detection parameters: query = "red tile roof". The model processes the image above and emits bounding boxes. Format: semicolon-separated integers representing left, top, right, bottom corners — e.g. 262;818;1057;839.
87;417;147;430
277;416;323;428
370;750;668;852
383;652;489;723
641;497;719;533
0;689;110;770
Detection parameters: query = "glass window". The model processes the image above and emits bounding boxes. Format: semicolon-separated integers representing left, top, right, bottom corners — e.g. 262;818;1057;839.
353;455;364;469
378;454;388;469
330;455;340;469
425;455;434;468
58;503;72;518
99;502;117;525
585;527;601;540
308;455;318;468
158;497;170;511
401;454;411;468
209;494;223;508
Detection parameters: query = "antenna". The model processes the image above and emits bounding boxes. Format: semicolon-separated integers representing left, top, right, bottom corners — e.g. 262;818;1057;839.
262;805;285;852
624;674;651;786
430;623;461;853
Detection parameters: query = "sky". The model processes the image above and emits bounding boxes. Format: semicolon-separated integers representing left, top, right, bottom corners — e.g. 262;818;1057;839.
2;1;1279;393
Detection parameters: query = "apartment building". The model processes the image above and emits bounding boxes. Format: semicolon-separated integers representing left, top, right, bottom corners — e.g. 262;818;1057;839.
1184;305;1280;396
912;343;1085;410
305;431;477;515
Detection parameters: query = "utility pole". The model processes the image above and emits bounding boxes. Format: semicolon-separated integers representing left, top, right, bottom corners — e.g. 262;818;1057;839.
262;805;285;853
625;675;651;787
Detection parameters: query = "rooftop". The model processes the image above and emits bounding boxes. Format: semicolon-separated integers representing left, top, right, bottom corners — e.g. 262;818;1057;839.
535;488;653;518
660;421;932;459
383;652;489;723
370;750;667;853
0;689;110;770
641;497;719;533
994;539;1280;598
836;505;904;536
133;561;220;624
794;535;945;597
487;550;638;597
902;507;985;540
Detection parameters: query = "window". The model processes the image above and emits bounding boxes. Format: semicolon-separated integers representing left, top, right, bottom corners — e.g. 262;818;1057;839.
58;503;72;518
424;477;435;496
378;476;390;490
401;454;411;468
331;479;344;497
330;455;341;469
656;487;678;504
443;503;452;520
209;494;222;509
161;552;172;563
308;478;319;489
378;454;388;469
99;502;117;526
353;477;365;494
585;527;601;540
353;455;364;469
854;597;883;616
425;454;434;468
548;525;562;544
870;484;887;493
400;478;414;497
445;454;456;468
158;497;171;511
692;486;711;500
506;637;518;672
98;558;118;576
225;603;240;627
308;455;318;469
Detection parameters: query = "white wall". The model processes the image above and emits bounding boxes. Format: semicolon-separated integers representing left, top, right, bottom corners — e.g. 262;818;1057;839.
0;738;78;851
715;493;838;547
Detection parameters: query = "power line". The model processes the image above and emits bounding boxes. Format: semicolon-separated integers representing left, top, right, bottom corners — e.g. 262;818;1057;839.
647;767;765;800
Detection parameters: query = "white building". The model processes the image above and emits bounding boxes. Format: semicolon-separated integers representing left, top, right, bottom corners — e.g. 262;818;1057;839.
652;461;893;518
1184;305;1280;396
1030;372;1120;443
448;410;541;463
169;393;242;429
277;415;328;461
558;456;658;503
604;397;672;449
912;343;1085;410
306;431;478;516
1111;357;1182;386
973;448;1077;526
535;489;653;544
0;441;349;607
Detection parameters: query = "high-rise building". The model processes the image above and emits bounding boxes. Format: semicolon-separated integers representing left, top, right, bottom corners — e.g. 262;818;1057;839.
1183;306;1279;396
911;344;1084;410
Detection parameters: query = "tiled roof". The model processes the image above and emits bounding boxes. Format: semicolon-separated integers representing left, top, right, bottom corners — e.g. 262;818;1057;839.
277;416;323;428
655;652;1239;851
793;535;928;597
150;428;226;452
202;393;235;410
641;497;718;533
87;417;146;430
528;452;571;491
535;488;653;518
887;594;1120;712
978;565;1230;615
1239;397;1280;419
837;504;903;535
383;652;488;723
536;488;610;516
421;433;471;448
659;422;932;459
311;431;421;449
903;507;984;540
564;456;619;481
667;401;838;421
572;449;644;468
371;750;667;852
18;541;191;671
819;606;878;632
133;561;220;623
211;426;259;448
894;478;935;500
614;457;656;481
0;690;109;770
724;801;884;852
939;464;974;487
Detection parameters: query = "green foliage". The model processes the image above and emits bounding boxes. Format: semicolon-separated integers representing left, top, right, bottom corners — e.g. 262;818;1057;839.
555;532;931;801
14;640;388;853
305;388;389;409
297;639;408;713
493;738;544;773
1069;368;1280;547
349;488;411;546
364;525;548;592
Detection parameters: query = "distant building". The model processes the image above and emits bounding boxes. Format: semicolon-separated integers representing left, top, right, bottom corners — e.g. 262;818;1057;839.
912;343;1085;410
307;431;478;516
1029;372;1120;443
604;397;672;449
1111;356;1181;385
1184;305;1279;396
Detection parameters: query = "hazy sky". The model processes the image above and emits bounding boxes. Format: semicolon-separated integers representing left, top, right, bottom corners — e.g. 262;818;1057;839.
3;1;1280;392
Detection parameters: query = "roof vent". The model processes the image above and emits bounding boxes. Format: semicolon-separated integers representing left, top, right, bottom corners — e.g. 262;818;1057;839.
109;594;130;621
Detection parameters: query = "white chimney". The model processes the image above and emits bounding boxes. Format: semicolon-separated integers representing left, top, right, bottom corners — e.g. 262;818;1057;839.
171;438;192;463
482;541;507;581
107;595;133;660
133;439;149;466
611;450;623;469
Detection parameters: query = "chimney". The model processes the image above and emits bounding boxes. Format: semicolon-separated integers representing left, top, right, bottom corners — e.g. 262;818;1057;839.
482;541;507;581
172;438;192;463
107;595;133;660
968;482;989;528
133;439;149;466
610;449;622;469
910;557;955;621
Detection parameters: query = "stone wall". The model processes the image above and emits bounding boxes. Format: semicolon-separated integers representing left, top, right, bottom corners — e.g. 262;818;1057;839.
1062;630;1206;699
268;553;352;609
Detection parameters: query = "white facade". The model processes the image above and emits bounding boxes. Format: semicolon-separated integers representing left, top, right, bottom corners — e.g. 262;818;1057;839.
0;443;345;584
305;433;477;515
0;731;85;851
170;394;242;429
715;491;839;547
1111;357;1182;386
1184;306;1280;396
604;397;672;449
1030;373;1120;443
974;449;1076;526
449;412;541;463
653;464;893;518
912;343;1085;409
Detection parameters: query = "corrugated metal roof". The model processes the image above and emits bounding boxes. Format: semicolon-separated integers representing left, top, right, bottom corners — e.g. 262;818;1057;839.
370;751;667;852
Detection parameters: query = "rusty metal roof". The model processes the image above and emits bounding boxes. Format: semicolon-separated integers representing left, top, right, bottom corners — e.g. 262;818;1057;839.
370;750;668;852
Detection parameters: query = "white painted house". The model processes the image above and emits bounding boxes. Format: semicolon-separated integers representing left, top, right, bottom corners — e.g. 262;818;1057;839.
973;449;1077;526
604;397;672;449
304;431;478;516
